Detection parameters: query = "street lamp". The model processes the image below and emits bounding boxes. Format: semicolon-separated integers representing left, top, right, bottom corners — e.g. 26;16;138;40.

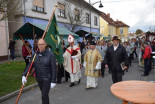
92;0;103;8
99;2;104;8
89;0;103;31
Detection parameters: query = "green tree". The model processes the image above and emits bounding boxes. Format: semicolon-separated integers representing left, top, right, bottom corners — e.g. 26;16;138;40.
135;29;143;35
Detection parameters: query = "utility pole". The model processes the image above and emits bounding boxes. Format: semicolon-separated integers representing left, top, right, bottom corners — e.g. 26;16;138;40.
5;5;10;60
89;0;91;31
23;0;26;23
89;0;103;32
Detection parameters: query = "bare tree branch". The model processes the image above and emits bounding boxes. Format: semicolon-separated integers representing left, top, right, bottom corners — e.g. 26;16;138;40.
0;0;22;21
64;2;86;32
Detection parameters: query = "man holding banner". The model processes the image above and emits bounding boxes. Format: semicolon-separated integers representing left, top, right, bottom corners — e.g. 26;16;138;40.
22;13;63;104
63;34;81;87
22;39;56;104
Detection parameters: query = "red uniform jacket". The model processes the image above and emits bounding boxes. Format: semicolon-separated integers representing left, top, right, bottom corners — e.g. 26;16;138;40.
22;45;30;57
143;46;152;59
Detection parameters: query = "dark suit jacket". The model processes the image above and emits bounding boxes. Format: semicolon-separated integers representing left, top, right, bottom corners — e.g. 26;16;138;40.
104;44;129;71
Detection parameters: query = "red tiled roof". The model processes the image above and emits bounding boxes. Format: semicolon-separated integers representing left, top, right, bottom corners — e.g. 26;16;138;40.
100;12;130;27
100;12;117;26
81;1;130;27
115;20;129;27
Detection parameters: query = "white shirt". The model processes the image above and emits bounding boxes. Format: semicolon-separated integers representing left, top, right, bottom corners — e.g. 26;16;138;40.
113;44;119;51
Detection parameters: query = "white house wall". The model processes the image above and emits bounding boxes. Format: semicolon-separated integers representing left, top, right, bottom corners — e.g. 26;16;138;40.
0;14;9;58
24;0;99;29
7;0;100;57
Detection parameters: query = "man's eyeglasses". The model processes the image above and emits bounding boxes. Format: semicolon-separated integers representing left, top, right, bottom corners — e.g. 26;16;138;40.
37;43;45;46
38;43;45;46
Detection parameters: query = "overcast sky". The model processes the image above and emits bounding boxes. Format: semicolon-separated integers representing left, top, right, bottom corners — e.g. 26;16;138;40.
85;0;155;32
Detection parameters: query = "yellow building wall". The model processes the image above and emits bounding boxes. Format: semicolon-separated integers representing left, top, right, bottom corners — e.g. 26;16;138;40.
100;17;117;37
100;17;108;36
100;16;129;39
108;25;117;36
116;27;129;38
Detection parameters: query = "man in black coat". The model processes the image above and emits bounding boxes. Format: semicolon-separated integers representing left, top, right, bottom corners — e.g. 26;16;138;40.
104;36;129;83
8;39;16;60
22;39;56;104
57;41;70;83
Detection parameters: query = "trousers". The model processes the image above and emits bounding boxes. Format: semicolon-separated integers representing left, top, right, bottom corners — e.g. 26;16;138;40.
38;79;51;104
111;70;123;83
101;61;105;76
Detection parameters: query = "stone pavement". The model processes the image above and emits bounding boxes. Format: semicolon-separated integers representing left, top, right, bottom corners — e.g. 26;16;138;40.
1;58;155;104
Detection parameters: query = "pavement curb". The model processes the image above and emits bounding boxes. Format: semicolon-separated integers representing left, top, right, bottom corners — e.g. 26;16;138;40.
0;83;38;102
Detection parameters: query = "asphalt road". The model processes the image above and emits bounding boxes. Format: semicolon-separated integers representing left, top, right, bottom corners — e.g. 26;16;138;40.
1;58;155;104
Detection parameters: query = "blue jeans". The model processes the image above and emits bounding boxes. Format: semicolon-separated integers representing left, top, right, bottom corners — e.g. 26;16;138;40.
10;49;15;60
144;58;150;75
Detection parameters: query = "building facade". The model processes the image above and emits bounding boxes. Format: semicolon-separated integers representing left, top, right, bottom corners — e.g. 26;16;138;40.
8;0;100;56
0;11;9;61
115;20;129;42
100;13;117;37
100;12;129;42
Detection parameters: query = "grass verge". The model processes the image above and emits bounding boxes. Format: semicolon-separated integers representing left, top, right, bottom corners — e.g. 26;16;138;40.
0;61;36;97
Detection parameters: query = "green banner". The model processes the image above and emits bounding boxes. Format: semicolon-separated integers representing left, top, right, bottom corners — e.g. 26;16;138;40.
45;14;63;64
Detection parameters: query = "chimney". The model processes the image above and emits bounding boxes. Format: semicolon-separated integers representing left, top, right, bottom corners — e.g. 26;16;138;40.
107;13;110;18
116;19;119;21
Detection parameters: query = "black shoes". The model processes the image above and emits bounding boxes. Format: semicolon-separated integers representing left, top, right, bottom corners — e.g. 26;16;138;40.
56;81;61;84
141;74;148;76
69;83;75;87
102;75;104;78
65;79;68;82
70;80;80;87
78;79;80;84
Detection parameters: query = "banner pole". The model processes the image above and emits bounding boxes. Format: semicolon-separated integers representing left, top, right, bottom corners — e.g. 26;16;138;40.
15;4;58;104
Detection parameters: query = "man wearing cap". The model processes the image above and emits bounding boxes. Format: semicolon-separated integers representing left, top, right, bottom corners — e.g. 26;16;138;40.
97;39;107;77
63;34;81;87
83;41;102;89
104;36;129;83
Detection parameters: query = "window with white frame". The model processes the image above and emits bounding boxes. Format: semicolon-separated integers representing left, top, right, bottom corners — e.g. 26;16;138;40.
86;13;90;24
101;26;104;34
120;28;124;34
94;16;97;26
32;0;44;12
58;3;65;18
74;9;80;21
109;28;111;34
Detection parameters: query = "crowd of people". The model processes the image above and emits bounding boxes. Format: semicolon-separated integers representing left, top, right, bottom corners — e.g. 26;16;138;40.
7;34;154;104
79;36;155;78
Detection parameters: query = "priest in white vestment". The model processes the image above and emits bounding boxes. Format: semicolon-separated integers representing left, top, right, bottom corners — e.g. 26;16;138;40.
63;34;81;87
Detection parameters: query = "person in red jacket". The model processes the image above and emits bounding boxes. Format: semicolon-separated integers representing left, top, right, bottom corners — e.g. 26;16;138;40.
22;41;32;71
142;42;152;76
